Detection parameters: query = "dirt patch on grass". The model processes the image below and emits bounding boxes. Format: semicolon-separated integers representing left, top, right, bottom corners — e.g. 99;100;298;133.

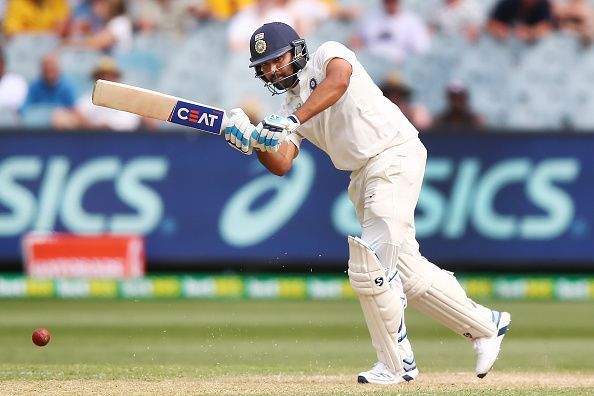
2;372;593;395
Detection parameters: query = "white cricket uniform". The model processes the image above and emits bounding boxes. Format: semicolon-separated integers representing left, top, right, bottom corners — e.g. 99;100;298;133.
279;41;497;340
281;41;418;171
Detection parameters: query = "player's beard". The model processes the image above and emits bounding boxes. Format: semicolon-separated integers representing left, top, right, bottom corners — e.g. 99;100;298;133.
272;73;298;91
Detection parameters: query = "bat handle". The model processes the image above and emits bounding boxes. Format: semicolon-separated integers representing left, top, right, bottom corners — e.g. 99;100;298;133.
219;113;230;134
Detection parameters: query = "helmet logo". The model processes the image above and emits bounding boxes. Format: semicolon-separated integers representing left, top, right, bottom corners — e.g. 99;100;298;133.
255;39;267;54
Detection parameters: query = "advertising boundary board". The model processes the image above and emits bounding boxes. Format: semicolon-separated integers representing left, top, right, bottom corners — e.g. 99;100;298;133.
0;131;592;270
0;274;592;301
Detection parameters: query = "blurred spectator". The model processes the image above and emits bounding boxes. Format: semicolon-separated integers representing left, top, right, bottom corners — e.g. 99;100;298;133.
206;0;253;20
66;0;103;37
216;0;353;26
553;0;594;45
288;0;334;37
21;53;76;114
0;50;28;113
3;0;70;38
53;56;141;130
350;0;431;64
227;0;296;52
487;0;554;42
131;0;212;39
433;81;485;131
322;0;361;21
380;72;432;130
429;0;486;42
64;0;132;54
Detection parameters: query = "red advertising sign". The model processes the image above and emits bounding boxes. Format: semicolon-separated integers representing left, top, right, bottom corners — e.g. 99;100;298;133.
22;233;145;279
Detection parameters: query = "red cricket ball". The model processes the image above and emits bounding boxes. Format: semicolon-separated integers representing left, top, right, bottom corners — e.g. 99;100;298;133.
32;327;51;347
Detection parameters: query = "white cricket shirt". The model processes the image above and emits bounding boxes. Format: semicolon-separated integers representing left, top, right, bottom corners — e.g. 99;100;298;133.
281;41;418;171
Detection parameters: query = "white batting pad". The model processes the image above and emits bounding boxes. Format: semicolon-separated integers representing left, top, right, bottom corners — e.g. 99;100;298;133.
396;247;497;339
348;236;404;373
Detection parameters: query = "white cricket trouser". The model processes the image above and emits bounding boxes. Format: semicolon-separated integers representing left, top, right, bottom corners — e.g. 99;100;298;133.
348;137;496;339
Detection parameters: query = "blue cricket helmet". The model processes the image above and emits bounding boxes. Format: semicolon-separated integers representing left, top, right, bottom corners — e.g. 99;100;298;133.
249;22;309;70
249;22;309;95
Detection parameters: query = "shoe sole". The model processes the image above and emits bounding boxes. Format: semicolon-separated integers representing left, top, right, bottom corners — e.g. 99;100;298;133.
477;312;511;378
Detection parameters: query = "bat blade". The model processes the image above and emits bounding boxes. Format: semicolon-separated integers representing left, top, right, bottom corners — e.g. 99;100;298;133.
92;79;227;135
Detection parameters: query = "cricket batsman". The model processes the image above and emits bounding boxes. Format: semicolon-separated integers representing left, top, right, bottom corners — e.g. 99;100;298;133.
224;22;511;384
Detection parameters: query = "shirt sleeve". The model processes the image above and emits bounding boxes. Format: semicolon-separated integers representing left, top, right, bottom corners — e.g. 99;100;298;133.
313;41;357;77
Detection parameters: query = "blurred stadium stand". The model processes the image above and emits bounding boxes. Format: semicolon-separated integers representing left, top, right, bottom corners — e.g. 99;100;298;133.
1;0;594;131
21;104;56;128
5;34;60;81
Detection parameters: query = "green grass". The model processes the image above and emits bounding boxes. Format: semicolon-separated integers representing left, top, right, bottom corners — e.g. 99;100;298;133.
0;299;593;395
0;299;593;377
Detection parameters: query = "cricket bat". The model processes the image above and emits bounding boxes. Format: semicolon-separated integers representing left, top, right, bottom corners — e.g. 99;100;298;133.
92;79;228;134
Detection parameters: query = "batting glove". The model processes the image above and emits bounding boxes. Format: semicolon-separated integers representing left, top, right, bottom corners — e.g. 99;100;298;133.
254;114;300;152
224;108;259;155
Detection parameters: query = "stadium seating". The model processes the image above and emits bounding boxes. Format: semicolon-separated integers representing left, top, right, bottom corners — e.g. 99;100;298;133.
21;105;56;128
57;49;103;98
0;110;21;128
116;50;162;90
356;49;398;87
5;34;60;81
2;2;594;131
307;19;355;49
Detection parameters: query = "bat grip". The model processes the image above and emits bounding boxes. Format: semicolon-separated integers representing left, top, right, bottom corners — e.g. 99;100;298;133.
220;113;230;133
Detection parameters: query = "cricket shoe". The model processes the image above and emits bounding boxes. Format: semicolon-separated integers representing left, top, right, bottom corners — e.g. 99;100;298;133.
357;359;418;385
473;311;511;378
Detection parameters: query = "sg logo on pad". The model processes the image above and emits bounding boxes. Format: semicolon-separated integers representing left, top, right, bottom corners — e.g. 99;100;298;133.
169;101;223;135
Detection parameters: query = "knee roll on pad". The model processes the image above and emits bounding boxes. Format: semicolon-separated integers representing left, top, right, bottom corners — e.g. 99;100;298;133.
348;236;404;373
397;250;497;339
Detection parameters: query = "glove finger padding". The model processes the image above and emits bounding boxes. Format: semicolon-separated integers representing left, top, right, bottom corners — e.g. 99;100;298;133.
254;122;266;152
263;126;274;152
224;114;236;143
225;125;252;155
253;124;279;152
268;129;283;152
256;114;299;152
224;110;254;155
235;116;250;147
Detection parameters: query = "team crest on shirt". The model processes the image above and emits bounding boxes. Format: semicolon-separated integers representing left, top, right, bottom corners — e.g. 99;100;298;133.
309;78;317;91
255;39;267;54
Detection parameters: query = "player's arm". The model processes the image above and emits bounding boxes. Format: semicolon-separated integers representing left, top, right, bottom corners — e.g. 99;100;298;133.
256;140;299;176
293;58;352;124
251;58;352;175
